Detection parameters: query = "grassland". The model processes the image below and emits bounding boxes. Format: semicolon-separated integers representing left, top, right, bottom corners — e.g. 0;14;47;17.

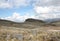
0;26;60;41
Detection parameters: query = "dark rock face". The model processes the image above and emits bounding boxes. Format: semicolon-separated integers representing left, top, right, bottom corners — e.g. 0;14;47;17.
25;18;45;23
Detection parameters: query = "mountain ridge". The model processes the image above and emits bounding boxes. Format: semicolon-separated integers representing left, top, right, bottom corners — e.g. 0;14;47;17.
0;18;60;28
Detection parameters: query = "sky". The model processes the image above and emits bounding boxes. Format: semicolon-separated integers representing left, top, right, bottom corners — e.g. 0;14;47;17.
0;0;60;22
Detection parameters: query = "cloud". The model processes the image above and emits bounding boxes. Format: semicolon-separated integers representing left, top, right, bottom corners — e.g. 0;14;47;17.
34;6;52;14
33;0;60;19
35;13;60;20
1;12;35;22
34;6;60;20
33;0;60;20
0;1;11;8
34;6;60;14
32;0;60;6
0;0;60;8
33;0;60;12
33;0;60;14
0;0;31;8
39;14;60;19
47;0;60;6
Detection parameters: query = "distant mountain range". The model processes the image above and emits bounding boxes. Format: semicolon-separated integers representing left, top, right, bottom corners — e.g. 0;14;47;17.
46;18;60;23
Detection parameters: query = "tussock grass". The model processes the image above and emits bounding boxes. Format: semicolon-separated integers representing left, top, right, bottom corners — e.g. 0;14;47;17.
0;27;60;41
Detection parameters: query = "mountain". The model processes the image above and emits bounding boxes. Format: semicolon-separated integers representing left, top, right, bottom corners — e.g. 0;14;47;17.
0;18;46;29
0;18;60;29
46;18;60;23
45;18;60;26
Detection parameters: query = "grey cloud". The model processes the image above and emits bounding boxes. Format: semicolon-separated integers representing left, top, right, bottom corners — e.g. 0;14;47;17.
50;0;60;6
32;0;60;6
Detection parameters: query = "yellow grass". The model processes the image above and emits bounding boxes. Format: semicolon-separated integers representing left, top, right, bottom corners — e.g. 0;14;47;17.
0;26;60;41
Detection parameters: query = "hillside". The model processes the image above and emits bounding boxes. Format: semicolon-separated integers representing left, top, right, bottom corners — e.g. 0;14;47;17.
0;19;22;27
0;18;60;29
48;20;60;26
0;18;46;29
